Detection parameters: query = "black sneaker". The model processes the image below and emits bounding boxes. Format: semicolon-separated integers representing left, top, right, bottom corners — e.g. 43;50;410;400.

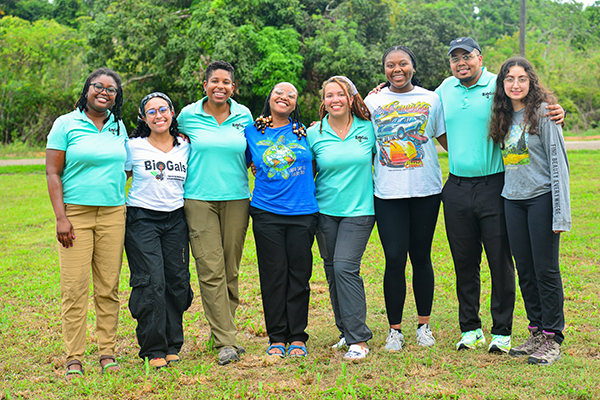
217;347;240;366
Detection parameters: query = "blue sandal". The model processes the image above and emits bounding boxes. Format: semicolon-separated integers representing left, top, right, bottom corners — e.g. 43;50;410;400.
288;344;307;357
266;344;286;358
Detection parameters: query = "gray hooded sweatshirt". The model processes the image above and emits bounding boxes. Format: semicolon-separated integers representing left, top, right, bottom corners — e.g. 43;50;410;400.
500;103;571;232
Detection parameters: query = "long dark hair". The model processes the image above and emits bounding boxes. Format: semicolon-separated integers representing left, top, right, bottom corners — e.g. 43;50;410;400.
381;45;422;88
489;57;556;147
254;83;304;136
318;76;371;134
75;68;124;135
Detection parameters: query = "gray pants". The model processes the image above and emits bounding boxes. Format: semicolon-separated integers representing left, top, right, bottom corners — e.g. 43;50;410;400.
317;214;375;345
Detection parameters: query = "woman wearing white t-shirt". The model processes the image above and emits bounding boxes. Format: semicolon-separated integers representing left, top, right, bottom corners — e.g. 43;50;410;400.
364;46;448;351
125;92;193;369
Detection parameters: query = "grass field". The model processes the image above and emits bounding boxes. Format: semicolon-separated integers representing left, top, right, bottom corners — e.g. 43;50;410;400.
1;151;599;399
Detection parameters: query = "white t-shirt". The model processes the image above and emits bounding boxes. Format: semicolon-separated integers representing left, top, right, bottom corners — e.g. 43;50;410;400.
125;136;190;211
364;86;446;199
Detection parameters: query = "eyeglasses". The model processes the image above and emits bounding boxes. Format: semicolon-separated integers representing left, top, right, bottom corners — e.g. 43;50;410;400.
449;53;477;64
91;83;118;96
145;106;170;117
273;88;297;100
504;77;529;84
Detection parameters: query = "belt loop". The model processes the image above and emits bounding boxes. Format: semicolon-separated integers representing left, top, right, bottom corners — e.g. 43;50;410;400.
457;177;461;185
485;176;488;185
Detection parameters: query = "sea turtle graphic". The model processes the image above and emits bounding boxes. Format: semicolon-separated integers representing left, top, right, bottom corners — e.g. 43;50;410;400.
257;135;305;179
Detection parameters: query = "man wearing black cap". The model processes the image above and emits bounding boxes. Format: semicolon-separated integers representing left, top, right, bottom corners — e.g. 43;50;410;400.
435;37;564;354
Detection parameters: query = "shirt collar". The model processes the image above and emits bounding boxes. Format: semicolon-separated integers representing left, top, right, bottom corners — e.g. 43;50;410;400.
453;67;492;88
196;97;241;117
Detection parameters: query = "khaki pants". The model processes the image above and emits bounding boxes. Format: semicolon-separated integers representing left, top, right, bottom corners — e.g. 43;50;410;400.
58;204;126;362
184;199;249;349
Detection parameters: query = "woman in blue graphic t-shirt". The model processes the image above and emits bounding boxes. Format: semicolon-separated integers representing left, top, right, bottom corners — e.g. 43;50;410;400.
245;82;318;358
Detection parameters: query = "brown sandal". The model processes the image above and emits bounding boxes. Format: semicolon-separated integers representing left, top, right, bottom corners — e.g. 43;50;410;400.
65;359;84;381
99;355;121;374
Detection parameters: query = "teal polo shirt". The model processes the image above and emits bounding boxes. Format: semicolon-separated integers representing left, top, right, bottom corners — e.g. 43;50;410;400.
307;116;376;217
435;67;505;177
178;97;253;201
46;109;127;206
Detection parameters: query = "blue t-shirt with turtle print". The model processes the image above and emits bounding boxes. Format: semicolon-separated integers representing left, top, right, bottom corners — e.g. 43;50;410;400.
245;121;318;215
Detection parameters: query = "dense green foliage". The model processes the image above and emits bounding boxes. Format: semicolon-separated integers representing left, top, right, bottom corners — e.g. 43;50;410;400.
1;0;599;143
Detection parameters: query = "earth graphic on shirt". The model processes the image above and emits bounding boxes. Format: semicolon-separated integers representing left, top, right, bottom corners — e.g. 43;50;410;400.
257;135;305;179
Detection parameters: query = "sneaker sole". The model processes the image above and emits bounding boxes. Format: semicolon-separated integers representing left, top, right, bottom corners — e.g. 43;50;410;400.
509;349;530;357
457;340;485;351
488;345;510;354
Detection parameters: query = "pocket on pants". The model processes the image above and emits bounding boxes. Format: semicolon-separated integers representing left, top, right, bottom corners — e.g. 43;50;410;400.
128;280;151;320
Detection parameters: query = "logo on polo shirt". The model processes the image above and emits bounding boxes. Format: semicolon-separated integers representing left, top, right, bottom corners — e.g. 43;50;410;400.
355;135;368;143
482;92;493;99
232;123;245;130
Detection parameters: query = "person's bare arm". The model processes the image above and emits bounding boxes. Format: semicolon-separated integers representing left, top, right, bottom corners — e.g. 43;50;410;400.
46;149;74;248
436;134;448;151
546;104;565;126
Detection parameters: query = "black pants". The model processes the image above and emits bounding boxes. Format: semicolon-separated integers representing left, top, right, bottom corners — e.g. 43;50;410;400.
505;193;565;344
375;194;441;325
442;173;515;336
125;207;193;359
250;206;318;344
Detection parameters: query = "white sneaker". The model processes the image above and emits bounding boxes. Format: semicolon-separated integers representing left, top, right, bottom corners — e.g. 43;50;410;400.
384;328;405;351
488;334;511;354
331;337;348;350
343;344;369;361
416;324;436;347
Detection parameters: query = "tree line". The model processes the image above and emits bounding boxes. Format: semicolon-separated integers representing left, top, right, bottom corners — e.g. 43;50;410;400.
1;0;599;144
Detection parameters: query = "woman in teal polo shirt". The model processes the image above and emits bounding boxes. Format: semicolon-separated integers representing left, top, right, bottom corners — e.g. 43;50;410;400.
177;61;253;366
46;68;127;380
307;76;376;362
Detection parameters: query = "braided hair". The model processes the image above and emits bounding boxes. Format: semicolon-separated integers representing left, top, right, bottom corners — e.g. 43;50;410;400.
381;45;422;88
75;68;124;136
318;76;371;135
254;83;306;139
130;92;180;147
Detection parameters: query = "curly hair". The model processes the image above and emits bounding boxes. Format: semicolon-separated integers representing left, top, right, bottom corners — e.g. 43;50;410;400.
75;68;124;136
489;57;556;147
381;45;423;89
254;83;304;137
318;76;371;134
205;60;235;82
130;115;181;148
130;92;180;147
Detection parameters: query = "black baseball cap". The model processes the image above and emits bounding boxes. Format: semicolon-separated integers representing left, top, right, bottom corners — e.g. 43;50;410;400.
447;37;481;56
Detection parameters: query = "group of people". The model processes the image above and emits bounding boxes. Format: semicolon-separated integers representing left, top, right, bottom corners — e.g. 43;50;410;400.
46;36;571;381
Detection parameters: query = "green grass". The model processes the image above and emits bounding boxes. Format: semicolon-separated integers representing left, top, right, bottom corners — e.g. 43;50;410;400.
0;143;46;160
1;151;599;399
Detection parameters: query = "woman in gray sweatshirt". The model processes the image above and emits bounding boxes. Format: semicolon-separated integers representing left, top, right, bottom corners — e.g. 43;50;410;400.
489;57;571;367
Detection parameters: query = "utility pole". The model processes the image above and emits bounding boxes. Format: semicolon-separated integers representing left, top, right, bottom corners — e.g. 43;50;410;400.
520;0;526;56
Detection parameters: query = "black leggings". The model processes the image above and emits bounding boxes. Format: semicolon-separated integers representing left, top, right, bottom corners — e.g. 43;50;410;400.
375;194;441;325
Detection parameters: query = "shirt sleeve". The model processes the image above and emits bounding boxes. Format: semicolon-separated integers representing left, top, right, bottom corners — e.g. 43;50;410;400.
124;140;133;171
541;116;571;231
46;118;67;151
432;97;447;138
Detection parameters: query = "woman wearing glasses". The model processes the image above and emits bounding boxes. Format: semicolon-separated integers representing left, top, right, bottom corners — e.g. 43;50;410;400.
177;61;254;366
46;68;127;380
489;57;570;366
124;92;193;369
245;82;318;357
